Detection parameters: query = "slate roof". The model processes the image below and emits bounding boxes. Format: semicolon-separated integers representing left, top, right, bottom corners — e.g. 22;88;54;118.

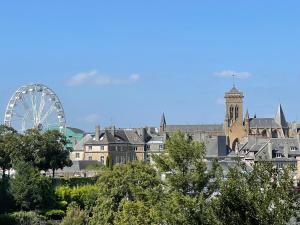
249;118;282;128
165;124;224;133
124;129;145;145
83;128;146;146
67;127;85;134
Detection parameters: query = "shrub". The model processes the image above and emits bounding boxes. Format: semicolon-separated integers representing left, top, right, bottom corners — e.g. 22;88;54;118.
53;177;98;187
45;209;65;220
60;203;87;225
0;211;46;225
55;185;98;210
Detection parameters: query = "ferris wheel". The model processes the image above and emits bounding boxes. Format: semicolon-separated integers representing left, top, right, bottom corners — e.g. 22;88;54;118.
4;84;66;133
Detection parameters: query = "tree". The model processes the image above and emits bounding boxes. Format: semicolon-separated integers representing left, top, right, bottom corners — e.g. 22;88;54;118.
39;130;73;177
9;161;54;210
0;125;19;178
114;200;154;225
12;129;43;167
89;161;162;225
153;131;220;196
152;131;222;224
213;161;297;225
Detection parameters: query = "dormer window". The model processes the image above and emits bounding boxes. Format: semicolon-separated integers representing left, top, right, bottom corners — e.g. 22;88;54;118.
290;146;298;151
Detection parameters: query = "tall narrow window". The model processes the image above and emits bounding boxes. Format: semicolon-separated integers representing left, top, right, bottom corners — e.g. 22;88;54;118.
229;106;234;120
235;105;239;119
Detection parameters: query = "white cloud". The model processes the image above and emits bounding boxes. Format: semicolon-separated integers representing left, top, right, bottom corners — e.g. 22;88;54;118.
83;113;102;124
214;70;252;79
67;70;141;86
67;70;97;86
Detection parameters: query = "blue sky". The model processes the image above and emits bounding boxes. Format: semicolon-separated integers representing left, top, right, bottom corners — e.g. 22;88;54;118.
0;1;300;131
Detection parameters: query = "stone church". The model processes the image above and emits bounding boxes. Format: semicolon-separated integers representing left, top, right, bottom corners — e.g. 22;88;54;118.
224;86;290;151
160;85;296;151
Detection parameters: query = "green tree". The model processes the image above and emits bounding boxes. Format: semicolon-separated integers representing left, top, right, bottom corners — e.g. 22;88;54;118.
40;130;73;177
214;161;297;225
0;125;19;178
114;200;154;225
12;129;43;167
152;131;222;224
10;161;54;210
153;131;220;196
89;161;162;225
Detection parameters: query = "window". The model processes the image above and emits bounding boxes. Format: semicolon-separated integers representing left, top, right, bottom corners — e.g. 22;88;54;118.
159;145;164;150
88;145;92;151
229;106;234;120
146;145;150;150
75;153;80;159
275;153;282;158
291;146;298;151
88;156;92;160
235;105;239;119
100;145;104;150
117;146;122;151
134;147;138;151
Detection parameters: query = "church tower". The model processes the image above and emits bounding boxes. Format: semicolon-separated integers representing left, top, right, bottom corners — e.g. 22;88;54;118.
224;84;247;151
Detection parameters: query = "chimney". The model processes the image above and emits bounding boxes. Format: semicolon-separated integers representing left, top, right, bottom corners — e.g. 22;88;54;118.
95;125;100;141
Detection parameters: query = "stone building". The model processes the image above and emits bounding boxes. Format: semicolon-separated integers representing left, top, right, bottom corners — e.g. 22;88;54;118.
71;126;145;165
223;85;292;151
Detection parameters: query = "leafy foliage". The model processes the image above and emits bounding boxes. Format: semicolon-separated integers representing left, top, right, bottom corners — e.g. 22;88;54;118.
0;125;19;178
89;161;163;225
214;161;297;225
0;211;46;225
39;130;73;177
55;185;98;211
9;161;55;210
60;202;87;225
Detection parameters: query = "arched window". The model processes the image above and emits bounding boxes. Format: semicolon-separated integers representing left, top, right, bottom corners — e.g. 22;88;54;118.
235;105;239;119
229;106;234;120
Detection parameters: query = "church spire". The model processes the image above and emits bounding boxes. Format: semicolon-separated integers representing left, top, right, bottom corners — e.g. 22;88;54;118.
160;113;166;126
160;113;166;134
245;109;249;120
275;104;288;127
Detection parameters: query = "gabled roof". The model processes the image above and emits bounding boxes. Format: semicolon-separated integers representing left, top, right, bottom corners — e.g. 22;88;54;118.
124;130;144;145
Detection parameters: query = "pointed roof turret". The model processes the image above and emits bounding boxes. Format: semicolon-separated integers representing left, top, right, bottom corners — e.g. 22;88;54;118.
245;109;249;120
160;113;166;126
275;104;288;127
